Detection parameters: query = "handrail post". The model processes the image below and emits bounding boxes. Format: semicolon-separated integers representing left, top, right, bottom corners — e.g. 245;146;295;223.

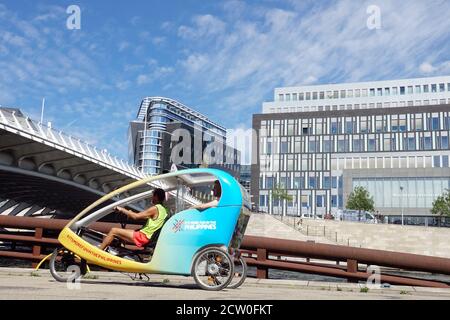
346;259;358;283
256;248;268;279
31;227;43;268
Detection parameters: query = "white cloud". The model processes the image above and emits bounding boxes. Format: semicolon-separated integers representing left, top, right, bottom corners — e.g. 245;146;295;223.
420;62;437;74
178;14;226;39
137;74;150;85
136;65;174;86
118;41;129;52
116;80;131;90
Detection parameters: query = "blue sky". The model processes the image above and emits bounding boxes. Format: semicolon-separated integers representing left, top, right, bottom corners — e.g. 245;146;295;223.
1;0;450;162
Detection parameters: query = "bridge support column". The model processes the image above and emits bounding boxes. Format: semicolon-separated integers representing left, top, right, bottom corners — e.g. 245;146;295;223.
31;228;43;268
346;259;358;283
256;248;268;279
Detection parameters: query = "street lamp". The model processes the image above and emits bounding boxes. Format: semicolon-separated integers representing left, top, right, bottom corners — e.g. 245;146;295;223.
400;186;404;226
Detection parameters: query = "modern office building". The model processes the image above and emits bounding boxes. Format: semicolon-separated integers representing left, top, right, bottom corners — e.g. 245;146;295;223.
239;165;251;194
252;76;450;220
129;97;239;176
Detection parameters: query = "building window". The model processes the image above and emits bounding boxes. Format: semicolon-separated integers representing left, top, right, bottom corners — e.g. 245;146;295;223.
353;139;361;152
432;117;440;130
362;89;368;97
370;88;375;97
434;156;441;168
323;177;331;189
377;88;383;96
309;177;316;189
407;86;413;94
423;137;432;150
440;83;445;92
347;90;353;98
319;91;325;99
333;91;339;99
309;140;317;153
300;93;304;101
368;138;376;151
400;86;405;95
332;177;338;188
281;141;289;153
345;120;354;134
331;121;338;134
267;142;272;154
266;177;274;189
331;195;338;207
316;195;323;207
323;140;332;152
384;88;390;96
443;156;449;167
415;116;423;131
292;93;298;101
355;89;361;97
415;85;421;94
286;94;291;101
448;83;450;92
441;136;449;149
423;85;429;93
279;94;284;101
383;136;391;151
392;87;398;95
407;137;416;150
431;84;437;93
313;92;318;100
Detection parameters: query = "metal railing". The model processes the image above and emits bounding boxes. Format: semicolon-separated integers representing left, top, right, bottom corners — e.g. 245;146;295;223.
1;215;450;288
272;215;361;247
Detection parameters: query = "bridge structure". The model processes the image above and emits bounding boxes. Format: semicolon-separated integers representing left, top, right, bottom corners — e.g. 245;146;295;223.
0;107;198;219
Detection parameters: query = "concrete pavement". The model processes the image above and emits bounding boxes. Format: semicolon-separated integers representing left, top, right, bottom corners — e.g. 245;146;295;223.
0;267;449;300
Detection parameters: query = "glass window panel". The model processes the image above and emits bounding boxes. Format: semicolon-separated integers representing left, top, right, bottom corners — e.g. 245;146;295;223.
383;179;392;208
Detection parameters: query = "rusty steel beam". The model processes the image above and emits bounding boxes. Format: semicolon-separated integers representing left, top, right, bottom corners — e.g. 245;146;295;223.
244;257;450;289
242;236;450;276
0;234;59;245
0;250;47;261
0;215;140;233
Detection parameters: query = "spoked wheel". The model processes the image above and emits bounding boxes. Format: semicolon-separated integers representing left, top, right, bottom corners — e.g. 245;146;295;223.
228;256;248;289
49;248;87;283
192;248;234;291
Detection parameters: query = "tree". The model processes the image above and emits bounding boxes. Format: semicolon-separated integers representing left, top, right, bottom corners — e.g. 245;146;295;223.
346;186;375;220
271;184;293;215
431;190;450;218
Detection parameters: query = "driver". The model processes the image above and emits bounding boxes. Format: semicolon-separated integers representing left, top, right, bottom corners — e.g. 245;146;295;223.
99;188;168;252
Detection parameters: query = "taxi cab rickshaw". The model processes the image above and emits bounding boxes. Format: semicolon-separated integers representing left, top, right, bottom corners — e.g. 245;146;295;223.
48;168;252;291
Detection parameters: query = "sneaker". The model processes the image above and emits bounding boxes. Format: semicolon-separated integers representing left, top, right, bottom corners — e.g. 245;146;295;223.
106;246;118;256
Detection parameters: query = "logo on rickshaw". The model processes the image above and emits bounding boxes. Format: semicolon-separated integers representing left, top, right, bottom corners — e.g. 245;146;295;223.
172;219;217;232
172;219;185;233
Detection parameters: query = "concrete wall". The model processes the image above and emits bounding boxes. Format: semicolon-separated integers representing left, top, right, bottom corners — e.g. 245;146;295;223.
245;214;334;244
297;218;450;258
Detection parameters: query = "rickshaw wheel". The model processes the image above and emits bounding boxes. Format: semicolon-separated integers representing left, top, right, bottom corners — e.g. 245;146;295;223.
49;248;87;283
192;247;234;291
227;256;248;289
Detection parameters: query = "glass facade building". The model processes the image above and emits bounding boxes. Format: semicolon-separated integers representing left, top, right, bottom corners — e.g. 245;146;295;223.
129;97;228;175
252;76;450;217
